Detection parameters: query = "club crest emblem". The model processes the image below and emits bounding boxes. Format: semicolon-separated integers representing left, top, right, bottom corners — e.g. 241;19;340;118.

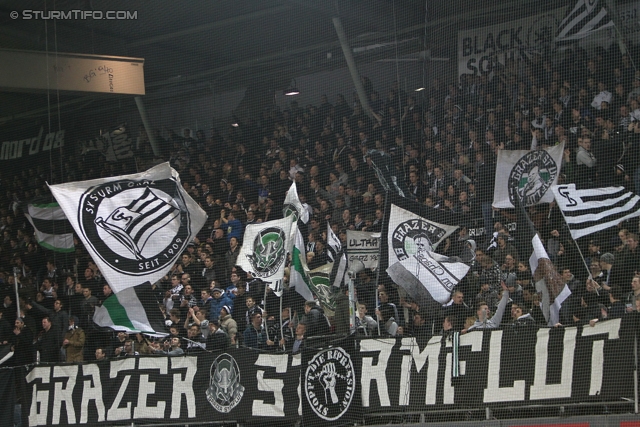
206;353;245;413
282;203;299;222
508;150;558;206
247;227;287;277
78;178;192;276
305;347;355;421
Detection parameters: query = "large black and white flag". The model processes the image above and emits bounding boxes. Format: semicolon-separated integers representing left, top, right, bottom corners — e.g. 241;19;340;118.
49;162;207;293
555;0;614;43
384;201;467;307
551;184;640;240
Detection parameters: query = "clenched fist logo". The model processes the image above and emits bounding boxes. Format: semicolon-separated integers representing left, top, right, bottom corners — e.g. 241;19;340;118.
320;362;339;404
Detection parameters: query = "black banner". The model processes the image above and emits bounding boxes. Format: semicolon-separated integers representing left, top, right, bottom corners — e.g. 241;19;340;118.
359;319;634;411
21;347;301;426
2;317;637;426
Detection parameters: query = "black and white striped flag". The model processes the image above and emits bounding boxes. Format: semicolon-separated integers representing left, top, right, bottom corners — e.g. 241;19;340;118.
326;222;348;288
326;222;342;263
551;184;640;240
555;0;614;43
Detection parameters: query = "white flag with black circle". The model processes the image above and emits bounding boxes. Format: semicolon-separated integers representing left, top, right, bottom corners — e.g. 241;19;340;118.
236;217;293;297
493;143;564;208
386;204;466;305
49;162;207;294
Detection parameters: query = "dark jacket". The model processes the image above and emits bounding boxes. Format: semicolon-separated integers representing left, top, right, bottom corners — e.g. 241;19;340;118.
304;306;330;337
206;329;229;352
243;325;266;349
10;327;35;366
36;328;60;363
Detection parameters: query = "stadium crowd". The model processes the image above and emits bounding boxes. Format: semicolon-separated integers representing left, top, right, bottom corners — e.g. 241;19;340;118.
2;44;640;365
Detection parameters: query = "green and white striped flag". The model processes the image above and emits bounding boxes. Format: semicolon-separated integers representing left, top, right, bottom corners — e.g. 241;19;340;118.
290;227;315;302
23;201;74;253
93;282;167;334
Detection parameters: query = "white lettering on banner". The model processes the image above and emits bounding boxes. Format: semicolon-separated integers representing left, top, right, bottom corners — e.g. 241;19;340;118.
134;358;167;419
0;127;65;160
169;357;197;419
483;330;525;403
26;356;198;425
293;354;302;416
360;338;393;407
80;364;105;423
457;10;563;77
530;327;577;400
252;354;288;417
444;332;483;404
52;365;77;425
346;230;380;271
580;318;621;396
399;336;441;405
26;366;51;426
107;358;135;421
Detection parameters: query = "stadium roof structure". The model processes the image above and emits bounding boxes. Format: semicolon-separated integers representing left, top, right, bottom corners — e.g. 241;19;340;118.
0;0;571;125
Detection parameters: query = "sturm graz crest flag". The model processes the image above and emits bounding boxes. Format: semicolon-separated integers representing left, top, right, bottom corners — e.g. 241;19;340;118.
236;217;293;297
493;143;564;208
49;162;207;293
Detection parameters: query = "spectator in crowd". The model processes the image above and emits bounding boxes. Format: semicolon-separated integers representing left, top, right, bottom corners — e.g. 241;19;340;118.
209;288;234;321
626;275;640;312
219;305;237;345
206;320;229;352
610;233;640;293
466;281;509;331
152;337;184;356
288;322;306;354
27;298;68;345
184;324;207;354
62;316;85;363
303;301;330;337
443;290;473;331
475;282;499;311
354;302;377;336
95;347;107;361
243;312;266;349
510;303;536;328
117;339;139;357
376;304;399;337
186;306;209;338
10;317;35;366
35;316;60;363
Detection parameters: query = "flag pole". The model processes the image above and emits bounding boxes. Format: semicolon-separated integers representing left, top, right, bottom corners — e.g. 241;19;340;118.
14;276;20;321
264;284;270;342
570;236;592;280
373;189;389;336
279;295;284;350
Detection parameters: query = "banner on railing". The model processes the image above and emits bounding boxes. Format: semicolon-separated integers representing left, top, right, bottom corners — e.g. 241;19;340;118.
5;317;637;426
